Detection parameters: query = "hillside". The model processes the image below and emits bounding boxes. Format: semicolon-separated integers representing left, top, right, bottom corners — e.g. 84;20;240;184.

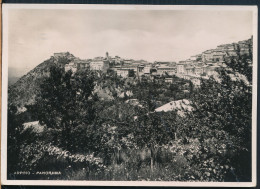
8;53;75;107
8;52;131;108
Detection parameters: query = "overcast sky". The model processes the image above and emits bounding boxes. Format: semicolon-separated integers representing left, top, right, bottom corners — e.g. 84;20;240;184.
7;8;253;75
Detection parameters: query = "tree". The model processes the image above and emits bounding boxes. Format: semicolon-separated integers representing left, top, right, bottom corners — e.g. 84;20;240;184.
131;110;178;172
186;65;252;181
235;43;241;58
33;66;98;152
7;105;36;176
189;80;194;97
225;54;252;83
128;69;135;77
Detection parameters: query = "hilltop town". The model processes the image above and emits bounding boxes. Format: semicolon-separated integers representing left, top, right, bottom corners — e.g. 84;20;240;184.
8;36;254;182
53;36;253;86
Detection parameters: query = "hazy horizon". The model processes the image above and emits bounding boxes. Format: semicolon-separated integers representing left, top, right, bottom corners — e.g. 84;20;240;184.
7;7;253;76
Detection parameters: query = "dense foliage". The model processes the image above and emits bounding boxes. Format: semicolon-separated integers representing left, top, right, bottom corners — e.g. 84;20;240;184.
7;55;252;181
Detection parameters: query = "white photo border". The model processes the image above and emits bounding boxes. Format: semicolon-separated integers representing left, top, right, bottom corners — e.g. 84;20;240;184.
1;4;258;187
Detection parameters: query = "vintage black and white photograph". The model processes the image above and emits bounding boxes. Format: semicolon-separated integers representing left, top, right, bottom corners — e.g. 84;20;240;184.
1;4;257;186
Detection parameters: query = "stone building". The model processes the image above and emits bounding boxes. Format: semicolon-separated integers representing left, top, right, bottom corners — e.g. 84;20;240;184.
194;66;203;76
89;60;109;72
74;58;90;69
156;65;177;76
143;65;153;74
116;65;138;78
116;68;129;78
185;64;194;75
190;54;202;61
202;50;215;62
177;62;186;74
65;62;77;73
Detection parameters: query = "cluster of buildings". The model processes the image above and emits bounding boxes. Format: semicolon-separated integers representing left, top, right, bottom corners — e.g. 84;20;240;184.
54;37;252;86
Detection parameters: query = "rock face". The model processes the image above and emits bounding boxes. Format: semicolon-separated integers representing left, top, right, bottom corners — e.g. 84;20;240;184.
22;121;45;133
154;99;193;117
8;52;75;107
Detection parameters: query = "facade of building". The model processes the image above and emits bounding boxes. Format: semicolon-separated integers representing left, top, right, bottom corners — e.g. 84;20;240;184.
124;59;134;64
165;78;174;83
89;60;109;72
143;65;152;74
116;68;129;78
111;56;123;64
190;54;202;61
74;59;90;69
202;50;215;62
132;60;147;66
204;65;220;76
194;66;203;76
157;65;177;76
185;65;194;75
53;52;70;59
177;63;186;74
65;62;77;73
137;65;145;76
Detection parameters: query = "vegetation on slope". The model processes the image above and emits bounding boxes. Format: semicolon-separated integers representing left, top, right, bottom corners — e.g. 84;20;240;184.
8;54;74;107
7;52;252;181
